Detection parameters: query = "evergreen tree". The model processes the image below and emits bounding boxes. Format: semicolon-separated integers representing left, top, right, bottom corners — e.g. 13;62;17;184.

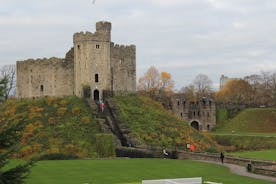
0;78;33;184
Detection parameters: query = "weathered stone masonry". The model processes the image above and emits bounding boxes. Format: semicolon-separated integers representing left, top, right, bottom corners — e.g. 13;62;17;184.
16;21;136;99
171;94;216;131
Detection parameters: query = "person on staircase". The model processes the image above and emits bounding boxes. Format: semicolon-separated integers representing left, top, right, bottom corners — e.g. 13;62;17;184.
100;101;105;112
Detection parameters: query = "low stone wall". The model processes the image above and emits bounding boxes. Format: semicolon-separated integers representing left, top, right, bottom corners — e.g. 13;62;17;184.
177;151;276;177
116;146;178;159
254;165;276;177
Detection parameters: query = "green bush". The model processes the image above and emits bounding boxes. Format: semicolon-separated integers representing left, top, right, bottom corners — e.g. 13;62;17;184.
94;134;115;157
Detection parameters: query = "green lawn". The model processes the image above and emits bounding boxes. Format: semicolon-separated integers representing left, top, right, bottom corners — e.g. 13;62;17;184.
24;159;274;184
229;149;276;161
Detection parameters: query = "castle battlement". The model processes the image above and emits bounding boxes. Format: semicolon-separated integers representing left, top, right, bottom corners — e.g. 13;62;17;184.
17;57;65;66
96;21;111;32
113;43;136;50
111;43;136;57
73;21;111;43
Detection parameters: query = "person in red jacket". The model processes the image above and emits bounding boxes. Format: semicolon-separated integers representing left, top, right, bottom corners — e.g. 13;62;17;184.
100;102;105;112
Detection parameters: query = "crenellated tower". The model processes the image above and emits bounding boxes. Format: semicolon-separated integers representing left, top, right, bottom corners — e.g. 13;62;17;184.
73;21;112;99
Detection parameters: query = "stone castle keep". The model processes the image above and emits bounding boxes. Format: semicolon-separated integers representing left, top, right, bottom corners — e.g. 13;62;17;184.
16;21;136;100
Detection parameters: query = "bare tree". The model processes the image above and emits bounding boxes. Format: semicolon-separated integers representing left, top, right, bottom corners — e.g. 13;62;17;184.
0;65;16;100
138;66;160;92
193;74;213;97
179;84;197;101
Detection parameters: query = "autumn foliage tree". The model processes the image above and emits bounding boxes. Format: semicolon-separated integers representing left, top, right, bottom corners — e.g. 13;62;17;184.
138;66;175;95
138;66;175;108
160;72;175;93
216;79;253;104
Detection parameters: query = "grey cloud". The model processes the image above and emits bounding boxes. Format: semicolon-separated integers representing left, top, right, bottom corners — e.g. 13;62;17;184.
0;0;275;90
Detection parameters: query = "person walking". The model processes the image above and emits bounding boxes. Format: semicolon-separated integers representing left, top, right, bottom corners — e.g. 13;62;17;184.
100;101;105;112
220;152;225;164
163;149;169;159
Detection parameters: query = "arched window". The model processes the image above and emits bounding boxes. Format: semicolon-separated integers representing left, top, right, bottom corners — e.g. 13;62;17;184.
207;124;210;131
95;74;99;83
191;121;199;131
40;85;44;92
93;90;100;101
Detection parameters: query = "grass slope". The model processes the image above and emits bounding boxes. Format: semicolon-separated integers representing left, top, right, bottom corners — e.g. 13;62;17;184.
230;149;276;161
0;96;101;158
215;108;276;133
24;159;274;184
113;95;217;152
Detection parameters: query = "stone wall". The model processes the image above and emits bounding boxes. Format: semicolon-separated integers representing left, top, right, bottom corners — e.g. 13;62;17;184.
16;50;74;98
111;43;136;92
171;95;216;131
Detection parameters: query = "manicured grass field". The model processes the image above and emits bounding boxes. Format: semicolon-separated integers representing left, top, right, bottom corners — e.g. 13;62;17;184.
230;149;276;161
25;159;274;184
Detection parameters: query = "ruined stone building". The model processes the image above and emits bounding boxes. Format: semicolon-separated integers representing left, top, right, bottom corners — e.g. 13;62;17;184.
16;21;136;100
171;95;216;131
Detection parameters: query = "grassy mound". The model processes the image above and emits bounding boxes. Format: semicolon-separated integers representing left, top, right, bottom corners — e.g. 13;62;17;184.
0;96;105;159
215;108;276;133
214;134;276;151
113;95;217;152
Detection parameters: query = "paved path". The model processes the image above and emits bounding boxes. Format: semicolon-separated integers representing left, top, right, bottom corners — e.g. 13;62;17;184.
194;160;276;183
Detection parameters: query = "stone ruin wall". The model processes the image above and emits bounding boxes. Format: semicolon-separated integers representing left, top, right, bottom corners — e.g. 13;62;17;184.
111;43;136;93
171;95;216;131
16;48;74;98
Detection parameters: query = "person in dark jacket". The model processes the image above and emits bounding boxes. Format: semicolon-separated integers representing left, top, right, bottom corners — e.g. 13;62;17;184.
220;152;225;163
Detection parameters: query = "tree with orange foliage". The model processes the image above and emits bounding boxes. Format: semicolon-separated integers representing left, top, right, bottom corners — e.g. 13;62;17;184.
216;79;253;104
138;66;175;95
160;72;175;93
138;66;175;108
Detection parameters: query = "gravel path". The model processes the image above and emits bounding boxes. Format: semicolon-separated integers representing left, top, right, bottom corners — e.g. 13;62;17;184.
195;160;276;183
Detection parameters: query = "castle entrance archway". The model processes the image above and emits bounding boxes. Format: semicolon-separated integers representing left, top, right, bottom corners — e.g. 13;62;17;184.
93;90;100;101
191;121;199;131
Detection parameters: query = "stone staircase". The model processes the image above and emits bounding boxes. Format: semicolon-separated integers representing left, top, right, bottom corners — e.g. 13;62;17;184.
85;98;129;147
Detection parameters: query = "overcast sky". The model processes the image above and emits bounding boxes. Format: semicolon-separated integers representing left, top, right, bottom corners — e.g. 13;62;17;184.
1;0;276;89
